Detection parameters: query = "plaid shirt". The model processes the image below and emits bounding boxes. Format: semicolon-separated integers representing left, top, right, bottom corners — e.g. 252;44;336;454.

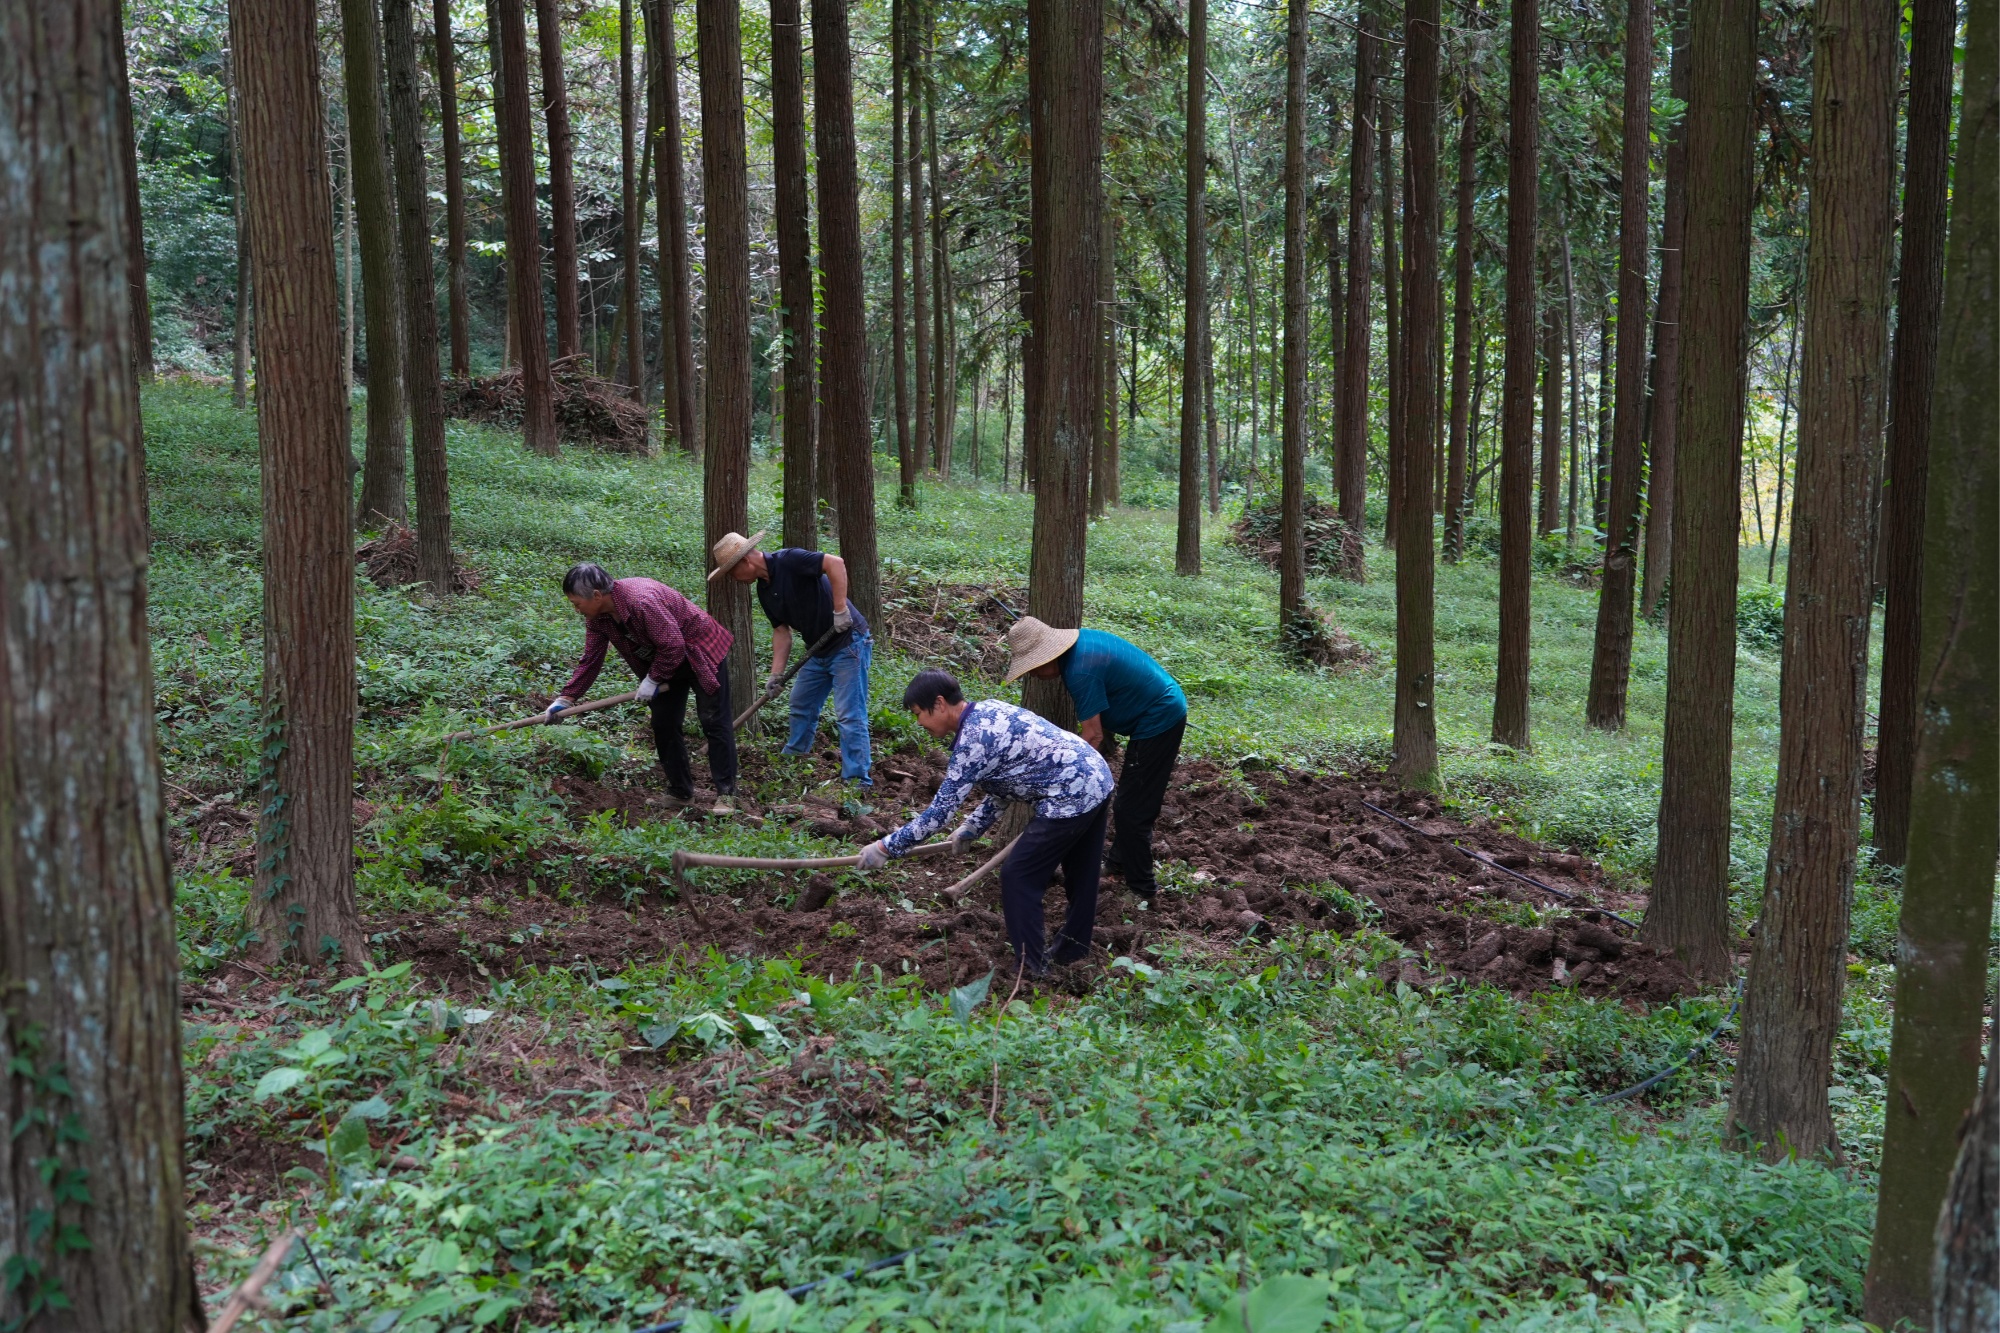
560;578;734;699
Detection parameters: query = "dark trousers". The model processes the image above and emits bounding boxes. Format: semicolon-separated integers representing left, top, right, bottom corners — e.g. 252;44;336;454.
1106;718;1185;898
1000;798;1110;975
647;663;737;798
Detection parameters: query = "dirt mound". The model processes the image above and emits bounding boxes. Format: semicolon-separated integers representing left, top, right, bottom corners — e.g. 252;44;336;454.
880;579;1024;681
356;524;482;593
1233;492;1366;582
370;743;1690;1007
442;354;652;453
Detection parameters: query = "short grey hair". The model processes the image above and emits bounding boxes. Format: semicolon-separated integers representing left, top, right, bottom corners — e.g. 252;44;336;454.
562;562;614;596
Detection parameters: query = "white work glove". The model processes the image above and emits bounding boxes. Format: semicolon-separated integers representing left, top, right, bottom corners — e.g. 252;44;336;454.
635;676;660;702
856;840;891;872
545;696;574;719
832;606;854;633
950;826;980;852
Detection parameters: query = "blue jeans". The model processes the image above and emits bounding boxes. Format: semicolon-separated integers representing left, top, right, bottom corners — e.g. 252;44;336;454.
783;632;873;783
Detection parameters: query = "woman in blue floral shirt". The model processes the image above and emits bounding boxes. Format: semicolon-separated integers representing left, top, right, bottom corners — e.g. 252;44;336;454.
860;670;1114;976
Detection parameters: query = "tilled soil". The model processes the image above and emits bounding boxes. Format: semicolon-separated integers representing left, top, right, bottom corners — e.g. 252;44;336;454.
369;745;1692;1005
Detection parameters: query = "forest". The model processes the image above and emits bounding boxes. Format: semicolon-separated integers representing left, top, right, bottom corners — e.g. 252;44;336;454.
2;0;1995;1328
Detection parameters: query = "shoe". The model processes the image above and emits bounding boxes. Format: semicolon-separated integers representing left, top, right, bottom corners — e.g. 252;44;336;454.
710;793;738;816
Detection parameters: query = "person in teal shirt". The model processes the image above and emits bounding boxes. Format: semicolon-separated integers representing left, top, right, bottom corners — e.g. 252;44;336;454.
1004;617;1187;901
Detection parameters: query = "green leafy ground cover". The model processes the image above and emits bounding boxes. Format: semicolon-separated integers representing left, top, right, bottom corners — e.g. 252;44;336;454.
148;381;1888;1330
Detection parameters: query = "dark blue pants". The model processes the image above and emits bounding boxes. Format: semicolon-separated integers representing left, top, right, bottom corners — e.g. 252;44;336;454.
999;798;1111;975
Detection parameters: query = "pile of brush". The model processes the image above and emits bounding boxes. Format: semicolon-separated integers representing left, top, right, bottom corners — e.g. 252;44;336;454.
1231;492;1366;582
442;354;653;453
356;524;482;594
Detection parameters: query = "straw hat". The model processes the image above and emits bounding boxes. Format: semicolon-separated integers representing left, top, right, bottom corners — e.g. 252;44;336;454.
1002;616;1080;682
707;529;767;580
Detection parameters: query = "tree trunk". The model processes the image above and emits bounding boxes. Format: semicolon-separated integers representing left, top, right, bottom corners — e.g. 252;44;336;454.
1391;0;1441;785
345;0;409;521
1226;107;1259;485
1336;4;1379;560
649;0;698;454
1016;230;1037;490
532;0;581;360
621;0;644;396
910;2;932;483
929;35;953;478
772;0;816;548
696;0;756;707
890;0;913;503
2;1;192;1320
1278;0;1309;629
113;9;154;384
1641;0;1757;984
812;0;880;624
1865;1;1997;1315
230;55;253;408
1641;10;1689;619
432;0;472;380
1091;205;1112;517
1206;304;1221;514
1537;258;1562;535
1872;0;1957;868
233;0;366;967
1492;0;1539;750
1380;111;1401;547
384;0;455;596
1177;0;1208;573
496;0;558;453
1024;0;1102;727
1563;233;1581;540
1595;306;1611;529
1443;83;1477;562
1585;0;1655;729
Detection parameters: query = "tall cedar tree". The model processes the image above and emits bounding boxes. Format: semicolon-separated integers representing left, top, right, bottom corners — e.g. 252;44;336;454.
930;58;954;476
697;0;756;705
1729;0;1896;1163
533;0;582;359
115;6;153;382
1641;15;1690;618
1934;987;1998;1330
1872;0;1956;865
812;0;881;622
1537;265;1561;534
1176;0;1209;573
1643;0;1756;981
1584;0;1654;727
890;0;914;502
1491;0;1539;749
1099;209;1117;502
434;0;472;378
909;0;933;479
2;0;191;1319
230;57;252;407
343;0;408;521
1393;0;1442;784
1443;84;1477;561
1023;0;1103;727
496;0;559;452
1277;0;1309;630
384;0;455;595
1864;4;1996;1315
657;0;699;453
1380;112;1400;545
772;0;817;547
1336;6;1379;562
621;0;644;394
233;0;366;965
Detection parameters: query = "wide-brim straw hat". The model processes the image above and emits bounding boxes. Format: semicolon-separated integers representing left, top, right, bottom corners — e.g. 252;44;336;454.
707;529;768;580
1002;616;1081;682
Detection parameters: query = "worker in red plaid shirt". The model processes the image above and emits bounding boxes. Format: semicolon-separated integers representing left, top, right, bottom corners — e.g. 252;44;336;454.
547;563;739;813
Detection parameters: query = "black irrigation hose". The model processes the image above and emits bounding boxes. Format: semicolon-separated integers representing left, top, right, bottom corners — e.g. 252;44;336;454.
1589;992;1742;1105
1357;800;1640;931
982;587;1022;622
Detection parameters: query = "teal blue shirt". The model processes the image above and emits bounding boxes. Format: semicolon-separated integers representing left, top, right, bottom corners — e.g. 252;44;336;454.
1060;629;1187;741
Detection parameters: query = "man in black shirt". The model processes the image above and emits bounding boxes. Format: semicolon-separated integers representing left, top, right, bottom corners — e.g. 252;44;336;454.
712;531;875;786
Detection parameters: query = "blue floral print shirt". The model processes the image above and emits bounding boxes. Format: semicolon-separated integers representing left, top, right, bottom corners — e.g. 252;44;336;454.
883;700;1115;856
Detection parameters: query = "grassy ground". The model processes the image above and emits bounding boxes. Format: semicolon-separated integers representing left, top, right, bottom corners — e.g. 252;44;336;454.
149;380;1889;1330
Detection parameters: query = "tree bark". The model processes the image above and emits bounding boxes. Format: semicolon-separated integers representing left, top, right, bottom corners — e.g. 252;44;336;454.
1206;303;1221;514
1641;10;1689;619
929;34;953;478
812;0;881;623
1872;0;1957;868
532;0;581;360
648;0;698;454
1176;0;1208;573
1278;0;1309;629
1336;4;1379;563
772;0;816;548
1492;0;1539;750
1538;257;1562;535
1391;0;1441;785
433;0;472;380
1023;0;1102;727
1380;110;1401;546
1443;83;1477;562
910;0;933;482
1091;205;1113;516
114;10;154;384
621;0;644;396
2;0;191;1320
384;0;455;596
234;0;366;967
345;0;409;521
496;0;558;452
696;0;756;707
1865;0;1996;1316
890;0;913;503
1585;0;1654;728
230;55;253;409
1642;0;1757;984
